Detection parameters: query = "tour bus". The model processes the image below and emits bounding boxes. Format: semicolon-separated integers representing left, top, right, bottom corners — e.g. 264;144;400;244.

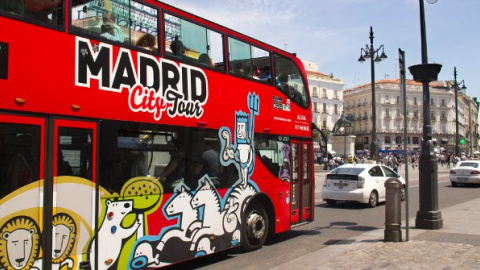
0;1;314;269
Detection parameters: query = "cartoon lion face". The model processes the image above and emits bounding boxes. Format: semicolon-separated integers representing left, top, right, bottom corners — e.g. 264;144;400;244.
0;216;40;270
52;213;76;264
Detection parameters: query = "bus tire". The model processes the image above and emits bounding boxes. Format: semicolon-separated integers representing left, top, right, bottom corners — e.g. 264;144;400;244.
241;202;268;251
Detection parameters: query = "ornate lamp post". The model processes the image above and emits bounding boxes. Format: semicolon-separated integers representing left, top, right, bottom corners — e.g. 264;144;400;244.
452;67;467;157
408;0;443;229
358;26;387;163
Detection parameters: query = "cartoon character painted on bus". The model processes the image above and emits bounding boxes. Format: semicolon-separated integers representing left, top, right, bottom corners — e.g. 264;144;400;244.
0;213;78;270
0;216;40;270
125;93;261;269
278;143;291;182
89;176;164;270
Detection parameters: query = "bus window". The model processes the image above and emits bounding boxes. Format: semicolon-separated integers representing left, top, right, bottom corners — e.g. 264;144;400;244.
164;13;224;70
228;37;271;83
71;0;158;48
0;123;41;200
274;54;309;107
129;2;158;51
0;0;64;27
255;134;291;182
57;127;93;178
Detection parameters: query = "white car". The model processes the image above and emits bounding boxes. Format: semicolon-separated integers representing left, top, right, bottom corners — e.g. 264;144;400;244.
450;160;480;187
321;164;406;207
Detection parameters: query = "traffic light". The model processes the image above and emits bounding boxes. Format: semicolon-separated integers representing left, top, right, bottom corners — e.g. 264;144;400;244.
459;138;466;145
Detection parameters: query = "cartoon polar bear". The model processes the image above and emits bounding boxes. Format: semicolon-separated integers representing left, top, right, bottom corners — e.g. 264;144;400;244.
91;199;140;270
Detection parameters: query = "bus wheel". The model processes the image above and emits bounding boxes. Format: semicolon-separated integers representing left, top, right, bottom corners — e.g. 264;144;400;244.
241;202;268;251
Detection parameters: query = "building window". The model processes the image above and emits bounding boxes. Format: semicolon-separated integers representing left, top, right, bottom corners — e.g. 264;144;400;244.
396;96;400;104
334;104;338;115
312;87;318;97
323;103;327;113
322;120;327;129
385;136;391;144
414;97;417;105
413;137;419;144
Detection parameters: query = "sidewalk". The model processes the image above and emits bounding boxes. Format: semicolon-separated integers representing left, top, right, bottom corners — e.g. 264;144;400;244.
272;197;480;269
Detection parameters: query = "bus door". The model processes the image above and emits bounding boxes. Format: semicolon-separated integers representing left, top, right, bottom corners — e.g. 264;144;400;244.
290;140;313;225
51;119;97;269
0;114;45;270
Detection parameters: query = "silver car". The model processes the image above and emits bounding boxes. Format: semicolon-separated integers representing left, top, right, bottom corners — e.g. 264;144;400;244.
322;164;406;207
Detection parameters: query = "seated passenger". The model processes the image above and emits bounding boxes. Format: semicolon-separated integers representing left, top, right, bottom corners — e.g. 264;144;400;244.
277;73;302;103
170;35;186;57
158;139;185;189
259;66;272;82
198;53;214;67
100;12;124;42
135;33;157;51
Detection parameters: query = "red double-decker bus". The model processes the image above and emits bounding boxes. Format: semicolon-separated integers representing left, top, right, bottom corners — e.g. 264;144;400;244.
0;1;313;269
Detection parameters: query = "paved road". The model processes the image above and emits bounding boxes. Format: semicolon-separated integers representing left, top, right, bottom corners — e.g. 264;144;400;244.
164;165;463;269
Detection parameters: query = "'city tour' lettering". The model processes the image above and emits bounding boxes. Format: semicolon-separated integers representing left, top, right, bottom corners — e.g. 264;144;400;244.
75;37;208;120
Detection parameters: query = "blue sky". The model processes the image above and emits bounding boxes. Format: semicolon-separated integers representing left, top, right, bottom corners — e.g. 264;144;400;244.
160;0;479;100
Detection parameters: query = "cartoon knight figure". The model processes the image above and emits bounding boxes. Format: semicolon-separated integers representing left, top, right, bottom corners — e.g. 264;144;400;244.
221;93;259;188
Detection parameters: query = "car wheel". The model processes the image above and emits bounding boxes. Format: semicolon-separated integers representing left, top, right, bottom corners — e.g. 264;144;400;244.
368;191;378;208
241;202;268;251
326;199;337;206
451;181;458;187
400;185;406;201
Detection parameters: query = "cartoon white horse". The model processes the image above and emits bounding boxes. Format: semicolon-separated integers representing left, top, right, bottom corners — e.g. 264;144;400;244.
156;184;200;252
189;177;224;252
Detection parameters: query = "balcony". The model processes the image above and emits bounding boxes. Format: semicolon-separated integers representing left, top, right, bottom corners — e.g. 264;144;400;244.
384;115;391;119
440;116;448;121
431;116;437;121
384;100;390;104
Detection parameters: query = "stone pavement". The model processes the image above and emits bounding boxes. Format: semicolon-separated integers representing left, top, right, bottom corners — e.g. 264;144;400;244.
272;191;480;269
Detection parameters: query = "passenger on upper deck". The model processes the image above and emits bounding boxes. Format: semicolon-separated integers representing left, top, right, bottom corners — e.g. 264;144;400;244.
135;33;157;51
100;12;124;43
198;53;214;67
277;73;302;104
259;66;272;82
170;35;186;56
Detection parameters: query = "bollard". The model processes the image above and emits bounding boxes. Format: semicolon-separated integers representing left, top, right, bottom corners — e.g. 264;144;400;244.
384;177;402;242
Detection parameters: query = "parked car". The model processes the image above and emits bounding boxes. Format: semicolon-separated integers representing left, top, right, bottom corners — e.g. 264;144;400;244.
321;164;406;207
449;160;480;187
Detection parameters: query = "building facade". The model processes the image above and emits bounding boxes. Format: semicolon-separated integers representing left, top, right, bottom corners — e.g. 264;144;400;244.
343;79;479;155
303;61;345;137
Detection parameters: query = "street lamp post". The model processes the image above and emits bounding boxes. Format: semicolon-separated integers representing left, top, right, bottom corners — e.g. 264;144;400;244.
408;0;443;230
452;67;467;157
358;26;387;163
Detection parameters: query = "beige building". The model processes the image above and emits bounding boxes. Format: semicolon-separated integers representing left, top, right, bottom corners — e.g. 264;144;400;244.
343;79;479;155
303;61;345;155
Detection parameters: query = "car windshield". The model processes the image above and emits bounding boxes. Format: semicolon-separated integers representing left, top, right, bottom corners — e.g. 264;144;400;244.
459;162;479;168
330;167;364;175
